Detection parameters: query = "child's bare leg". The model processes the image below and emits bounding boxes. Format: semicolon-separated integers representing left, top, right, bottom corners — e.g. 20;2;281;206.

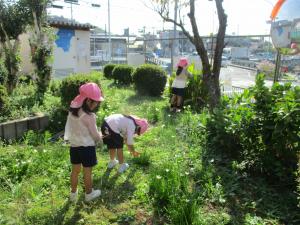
117;148;124;164
177;96;183;108
71;164;81;193
170;95;177;108
83;167;93;194
109;149;116;160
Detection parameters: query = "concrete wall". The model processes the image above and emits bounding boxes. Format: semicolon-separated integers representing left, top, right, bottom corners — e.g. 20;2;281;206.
0;115;49;141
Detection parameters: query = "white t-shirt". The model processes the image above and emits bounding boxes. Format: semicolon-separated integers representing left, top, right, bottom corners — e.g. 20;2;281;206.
64;109;102;147
105;114;136;145
172;68;192;88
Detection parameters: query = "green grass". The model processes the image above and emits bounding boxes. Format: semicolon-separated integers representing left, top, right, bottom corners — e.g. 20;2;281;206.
0;76;299;225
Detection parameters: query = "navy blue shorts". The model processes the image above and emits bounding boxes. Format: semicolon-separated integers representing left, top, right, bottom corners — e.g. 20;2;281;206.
70;146;97;167
171;87;185;97
101;121;124;149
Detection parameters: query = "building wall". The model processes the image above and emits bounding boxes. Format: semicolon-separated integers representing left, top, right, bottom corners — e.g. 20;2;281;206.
19;33;34;75
19;28;91;79
53;28;91;78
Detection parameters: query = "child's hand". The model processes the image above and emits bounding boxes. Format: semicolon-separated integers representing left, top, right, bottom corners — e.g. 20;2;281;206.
131;151;140;157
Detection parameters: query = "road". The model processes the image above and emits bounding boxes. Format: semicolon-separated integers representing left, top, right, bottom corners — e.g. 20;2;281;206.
220;65;300;89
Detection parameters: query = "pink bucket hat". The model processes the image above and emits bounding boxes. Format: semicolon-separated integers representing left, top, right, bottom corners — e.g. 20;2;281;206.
291;42;298;49
70;82;104;108
130;115;149;135
177;58;188;68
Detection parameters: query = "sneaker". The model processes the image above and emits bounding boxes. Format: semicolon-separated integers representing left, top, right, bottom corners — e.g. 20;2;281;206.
118;163;129;173
69;191;78;202
107;159;119;169
85;189;101;202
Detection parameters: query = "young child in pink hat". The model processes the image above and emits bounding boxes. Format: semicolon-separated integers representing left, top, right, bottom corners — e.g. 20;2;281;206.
101;114;149;173
170;57;192;112
64;82;104;202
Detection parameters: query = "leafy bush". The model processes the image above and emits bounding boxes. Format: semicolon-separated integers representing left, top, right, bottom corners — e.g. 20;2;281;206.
0;59;8;85
103;63;116;79
60;72;102;107
132;64;167;96
0;85;9;119
49;79;61;97
206;74;300;183
112;65;134;85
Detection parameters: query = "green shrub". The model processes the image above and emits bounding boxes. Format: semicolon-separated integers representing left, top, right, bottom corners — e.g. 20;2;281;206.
0;59;8;85
132;64;167;96
49;79;61;97
112;65;134;85
103;64;116;79
206;74;300;184
60;72;102;107
0;85;9;120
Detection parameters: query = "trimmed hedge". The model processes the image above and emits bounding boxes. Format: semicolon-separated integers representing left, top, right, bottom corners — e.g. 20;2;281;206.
132;64;167;96
103;64;117;79
60;72;102;107
112;65;134;85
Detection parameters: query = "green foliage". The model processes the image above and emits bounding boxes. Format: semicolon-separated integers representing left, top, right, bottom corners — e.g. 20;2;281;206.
60;72;102;107
149;160;198;224
23;130;51;146
0;59;7;85
132;64;167;96
185;64;205;109
131;151;151;167
112;64;134;85
32;45;52;103
103;63;116;79
0;85;9;118
49;79;61;97
206;74;300;184
3;45;21;93
0;0;30;41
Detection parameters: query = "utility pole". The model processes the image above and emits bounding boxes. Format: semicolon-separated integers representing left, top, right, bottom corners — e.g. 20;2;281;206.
170;0;178;73
108;0;112;62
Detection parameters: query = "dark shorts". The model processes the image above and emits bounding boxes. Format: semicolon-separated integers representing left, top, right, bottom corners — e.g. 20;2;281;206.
101;121;124;149
171;87;185;97
70;146;97;167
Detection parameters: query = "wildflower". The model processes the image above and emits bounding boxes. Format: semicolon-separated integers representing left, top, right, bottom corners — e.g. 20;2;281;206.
185;172;189;175
165;169;170;172
156;175;162;179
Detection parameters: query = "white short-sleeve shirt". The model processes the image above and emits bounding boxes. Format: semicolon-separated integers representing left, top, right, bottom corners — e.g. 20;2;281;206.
105;114;136;145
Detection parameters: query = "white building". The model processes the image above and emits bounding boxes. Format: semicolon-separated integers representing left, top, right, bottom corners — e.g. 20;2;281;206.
20;16;94;79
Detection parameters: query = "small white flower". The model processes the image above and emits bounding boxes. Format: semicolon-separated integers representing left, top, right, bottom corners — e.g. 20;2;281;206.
156;175;162;179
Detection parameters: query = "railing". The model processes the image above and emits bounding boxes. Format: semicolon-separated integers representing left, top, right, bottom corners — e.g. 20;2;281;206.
221;85;245;97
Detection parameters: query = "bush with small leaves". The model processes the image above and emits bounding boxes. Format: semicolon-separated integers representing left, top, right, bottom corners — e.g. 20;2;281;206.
103;64;117;79
112;65;134;85
132;64;167;96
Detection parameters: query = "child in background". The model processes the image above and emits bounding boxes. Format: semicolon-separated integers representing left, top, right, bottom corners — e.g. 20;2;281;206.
170;58;192;112
101;114;149;173
64;82;104;202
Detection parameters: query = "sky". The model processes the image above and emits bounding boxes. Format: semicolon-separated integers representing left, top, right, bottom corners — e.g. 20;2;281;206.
48;0;278;36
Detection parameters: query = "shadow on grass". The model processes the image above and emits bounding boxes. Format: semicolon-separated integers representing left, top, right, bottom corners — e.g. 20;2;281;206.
126;93;164;105
201;149;300;224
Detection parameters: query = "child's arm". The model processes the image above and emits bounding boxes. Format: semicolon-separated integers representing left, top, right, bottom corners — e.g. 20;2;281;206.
83;114;102;142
